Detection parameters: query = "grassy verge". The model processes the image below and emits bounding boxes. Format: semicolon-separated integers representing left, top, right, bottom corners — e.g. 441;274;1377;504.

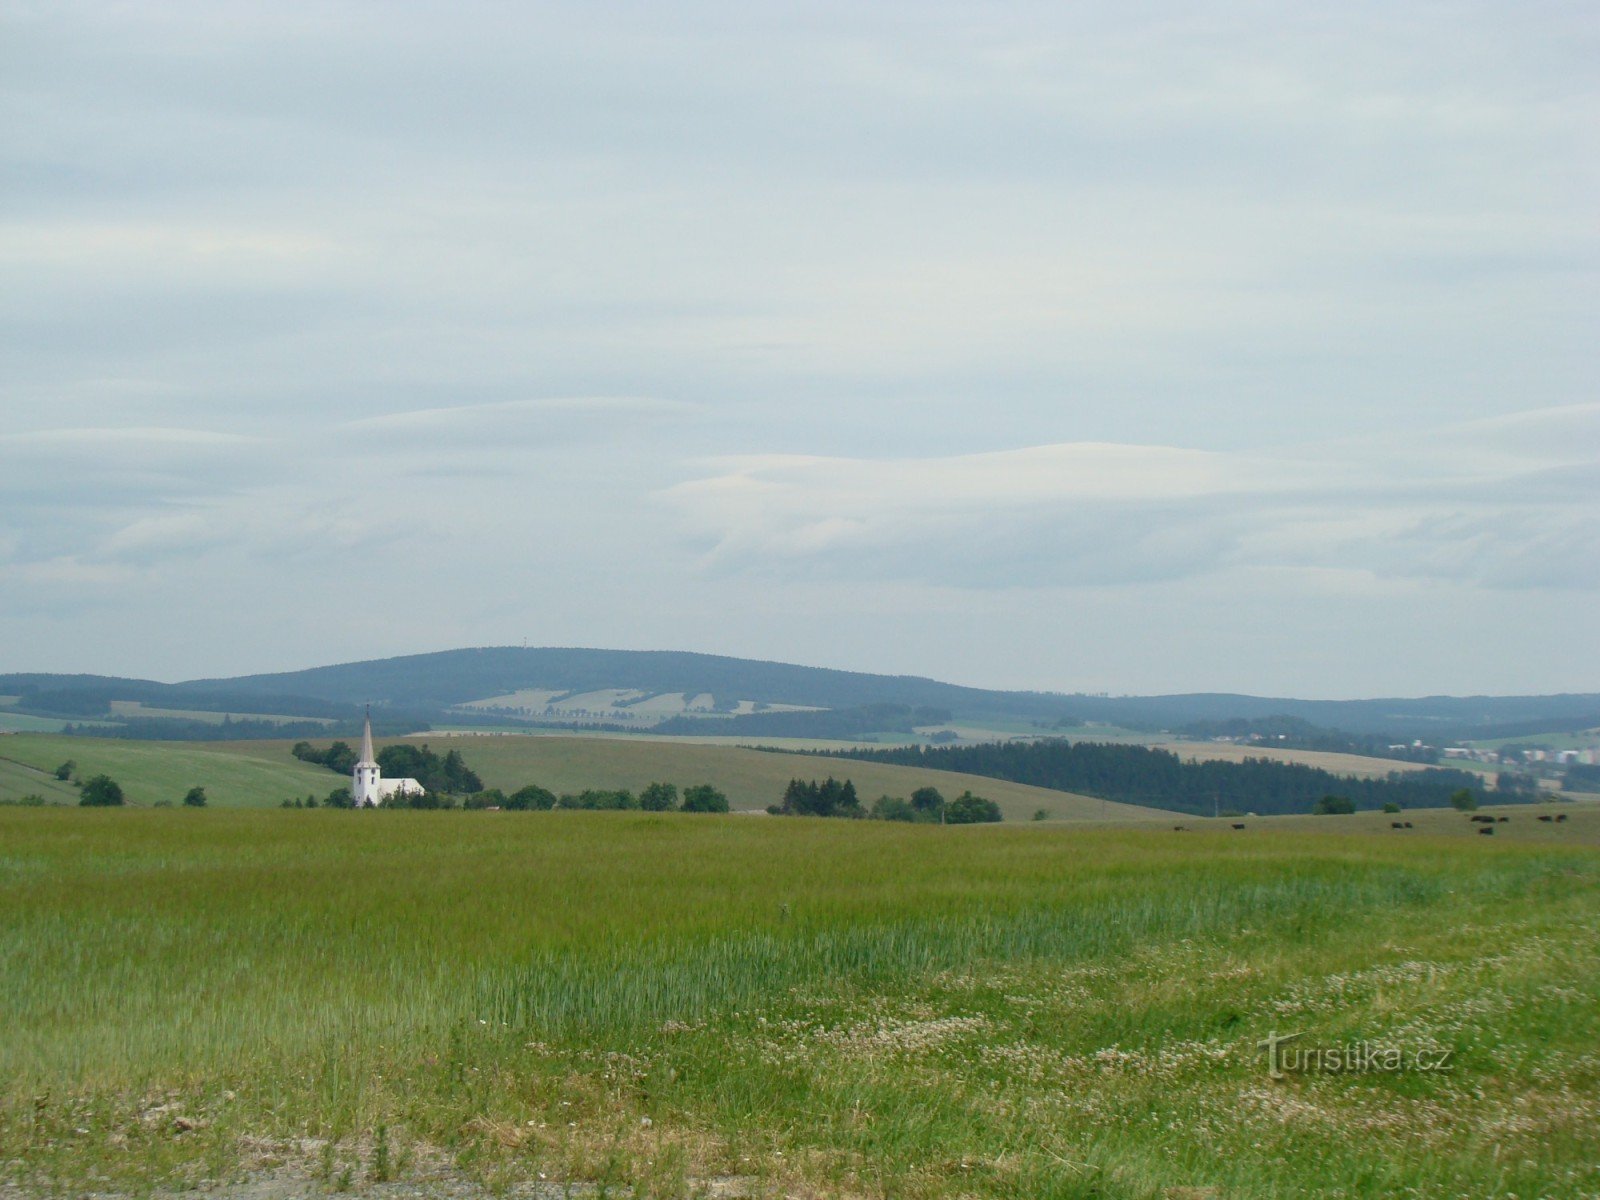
1;811;1596;1197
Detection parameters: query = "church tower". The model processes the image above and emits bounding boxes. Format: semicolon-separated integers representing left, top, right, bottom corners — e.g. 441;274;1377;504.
352;706;381;807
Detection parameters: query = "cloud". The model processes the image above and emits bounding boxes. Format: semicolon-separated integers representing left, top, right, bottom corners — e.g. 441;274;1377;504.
666;405;1600;591
340;396;697;450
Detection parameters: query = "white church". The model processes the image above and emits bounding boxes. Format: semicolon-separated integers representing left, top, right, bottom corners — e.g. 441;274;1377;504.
352;708;424;807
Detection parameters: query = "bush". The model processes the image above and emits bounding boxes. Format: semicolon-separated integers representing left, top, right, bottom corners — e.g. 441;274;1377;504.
506;784;557;811
910;787;945;819
639;782;679;812
772;778;861;817
78;775;125;807
681;784;729;813
1450;788;1479;812
1382;801;1401;814
1033;808;1051;821
465;788;507;810
870;795;916;822
54;760;75;781
183;786;208;808
1314;795;1356;815
559;789;638;810
945;791;1002;824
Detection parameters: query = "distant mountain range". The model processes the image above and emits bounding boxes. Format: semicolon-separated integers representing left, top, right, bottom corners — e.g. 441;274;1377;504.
2;646;1597;743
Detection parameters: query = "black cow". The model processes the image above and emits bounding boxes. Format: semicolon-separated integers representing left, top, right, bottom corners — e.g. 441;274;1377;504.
1478;826;1495;836
1538;814;1554;822
1556;813;1569;822
1231;823;1246;830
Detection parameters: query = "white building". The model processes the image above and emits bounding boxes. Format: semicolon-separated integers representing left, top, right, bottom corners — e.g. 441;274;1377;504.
352;708;423;807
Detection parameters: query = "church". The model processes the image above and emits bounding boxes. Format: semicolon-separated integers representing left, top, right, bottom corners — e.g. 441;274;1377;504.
352;709;424;806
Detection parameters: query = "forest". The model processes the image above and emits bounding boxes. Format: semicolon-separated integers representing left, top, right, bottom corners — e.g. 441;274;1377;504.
811;740;1495;816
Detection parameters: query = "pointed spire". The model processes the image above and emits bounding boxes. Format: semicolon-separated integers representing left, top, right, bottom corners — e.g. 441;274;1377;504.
358;704;376;766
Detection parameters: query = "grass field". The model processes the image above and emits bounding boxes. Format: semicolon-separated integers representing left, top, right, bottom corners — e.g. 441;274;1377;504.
1;809;1596;1198
0;733;1144;821
382;733;1139;821
1160;796;1600;844
107;701;337;726
0;734;335;808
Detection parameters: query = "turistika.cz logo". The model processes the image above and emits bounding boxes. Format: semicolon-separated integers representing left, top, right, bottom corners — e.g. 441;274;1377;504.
1257;1031;1455;1079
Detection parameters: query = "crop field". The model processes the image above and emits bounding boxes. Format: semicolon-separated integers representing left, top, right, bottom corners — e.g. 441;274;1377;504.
2;809;1598;1199
1151;741;1440;779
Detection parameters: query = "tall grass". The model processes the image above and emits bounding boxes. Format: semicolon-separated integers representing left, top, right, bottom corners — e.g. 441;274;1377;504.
2;808;1596;1197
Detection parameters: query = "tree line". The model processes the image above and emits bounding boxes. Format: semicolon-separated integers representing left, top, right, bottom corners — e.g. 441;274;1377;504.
292;740;483;793
280;780;730;812
806;740;1492;816
768;778;1002;823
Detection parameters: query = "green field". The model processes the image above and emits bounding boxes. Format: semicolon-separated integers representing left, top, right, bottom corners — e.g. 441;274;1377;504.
0;734;335;808
0;732;1132;821
385;733;1139;821
1;809;1596;1198
107;701;338;726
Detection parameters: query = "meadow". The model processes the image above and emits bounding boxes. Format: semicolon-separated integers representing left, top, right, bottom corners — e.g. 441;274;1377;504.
2;808;1597;1198
0;734;1127;821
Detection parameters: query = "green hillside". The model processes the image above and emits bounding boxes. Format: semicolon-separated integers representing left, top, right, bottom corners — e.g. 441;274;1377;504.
356;733;1155;821
0;732;1158;820
0;735;335;809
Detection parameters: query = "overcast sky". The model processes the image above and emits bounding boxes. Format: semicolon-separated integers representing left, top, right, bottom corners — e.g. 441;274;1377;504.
2;1;1595;697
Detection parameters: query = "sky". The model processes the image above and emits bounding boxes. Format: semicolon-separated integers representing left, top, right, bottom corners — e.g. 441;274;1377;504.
2;1;1595;698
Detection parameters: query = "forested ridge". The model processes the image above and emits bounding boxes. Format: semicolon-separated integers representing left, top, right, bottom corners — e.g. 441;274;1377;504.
809;739;1497;816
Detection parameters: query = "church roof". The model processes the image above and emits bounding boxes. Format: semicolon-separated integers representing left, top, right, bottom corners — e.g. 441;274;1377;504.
357;706;377;768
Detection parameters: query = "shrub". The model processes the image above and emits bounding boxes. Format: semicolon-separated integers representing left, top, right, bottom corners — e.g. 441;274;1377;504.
506;784;557;811
639;782;679;812
54;760;75;781
945;791;1002;824
78;775;125;807
910;787;946;819
1382;801;1401;814
1314;795;1356;815
870;795;916;822
183;787;208;808
1450;788;1479;812
681;784;729;813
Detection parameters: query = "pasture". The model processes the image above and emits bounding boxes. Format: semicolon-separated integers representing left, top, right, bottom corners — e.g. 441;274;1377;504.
0;734;334;808
1;809;1596;1198
0;732;1124;821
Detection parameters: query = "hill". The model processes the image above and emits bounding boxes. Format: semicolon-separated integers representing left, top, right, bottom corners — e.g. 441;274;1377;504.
0;732;1146;821
3;647;1597;742
0;734;339;808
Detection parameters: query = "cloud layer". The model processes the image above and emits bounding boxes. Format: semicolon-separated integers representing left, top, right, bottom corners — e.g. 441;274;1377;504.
0;2;1595;694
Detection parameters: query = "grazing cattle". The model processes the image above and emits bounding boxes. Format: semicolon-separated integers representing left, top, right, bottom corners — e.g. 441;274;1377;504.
1556;813;1569;822
1470;814;1495;823
1404;821;1414;828
1498;816;1509;823
1174;826;1187;832
1478;826;1495;836
1231;823;1246;830
1538;814;1554;822
1391;821;1406;829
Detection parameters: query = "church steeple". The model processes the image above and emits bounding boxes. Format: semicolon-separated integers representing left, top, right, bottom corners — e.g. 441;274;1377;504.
352;705;381;806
